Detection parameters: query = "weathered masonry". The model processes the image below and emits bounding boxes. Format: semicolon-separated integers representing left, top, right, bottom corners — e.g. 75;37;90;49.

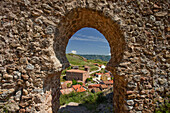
0;0;169;113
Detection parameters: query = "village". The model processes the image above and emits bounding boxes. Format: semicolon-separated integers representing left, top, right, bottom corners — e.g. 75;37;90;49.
60;63;113;95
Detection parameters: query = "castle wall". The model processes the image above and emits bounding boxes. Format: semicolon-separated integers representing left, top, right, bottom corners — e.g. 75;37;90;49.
0;0;169;113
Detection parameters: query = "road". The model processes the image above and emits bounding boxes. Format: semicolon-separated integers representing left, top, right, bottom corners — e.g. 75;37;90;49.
89;66;101;74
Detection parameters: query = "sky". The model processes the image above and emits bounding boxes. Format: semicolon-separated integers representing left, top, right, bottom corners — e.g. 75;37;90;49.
66;27;111;55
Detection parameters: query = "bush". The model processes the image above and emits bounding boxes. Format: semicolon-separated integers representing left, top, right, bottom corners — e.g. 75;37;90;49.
155;99;170;113
86;77;93;83
60;91;107;105
60;92;86;105
67;83;72;88
78;82;83;85
72;79;77;85
83;94;96;104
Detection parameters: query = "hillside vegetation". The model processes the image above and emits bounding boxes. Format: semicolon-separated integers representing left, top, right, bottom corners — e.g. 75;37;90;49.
67;53;108;66
79;54;111;61
66;53;89;66
61;54;108;75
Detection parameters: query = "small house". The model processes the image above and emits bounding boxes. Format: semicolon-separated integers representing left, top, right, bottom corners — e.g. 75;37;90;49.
72;84;86;92
66;69;89;83
60;88;74;95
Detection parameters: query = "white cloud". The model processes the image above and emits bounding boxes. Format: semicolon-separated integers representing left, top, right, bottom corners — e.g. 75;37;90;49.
70;34;108;43
71;50;77;54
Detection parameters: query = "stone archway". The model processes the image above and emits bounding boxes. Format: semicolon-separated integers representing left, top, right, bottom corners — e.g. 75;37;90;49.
51;8;126;113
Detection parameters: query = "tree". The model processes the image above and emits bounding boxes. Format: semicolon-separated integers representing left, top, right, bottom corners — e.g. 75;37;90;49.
86;77;93;83
78;82;83;85
72;79;77;85
67;83;72;88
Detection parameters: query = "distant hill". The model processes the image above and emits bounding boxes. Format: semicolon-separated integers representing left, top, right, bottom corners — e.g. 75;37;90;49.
64;54;98;73
66;53;88;66
78;54;111;61
65;53;107;73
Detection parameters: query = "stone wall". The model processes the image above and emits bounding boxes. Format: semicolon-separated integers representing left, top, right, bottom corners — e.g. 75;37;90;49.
0;0;169;113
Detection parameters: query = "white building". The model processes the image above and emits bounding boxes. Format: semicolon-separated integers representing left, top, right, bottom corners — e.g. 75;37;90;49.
101;65;106;69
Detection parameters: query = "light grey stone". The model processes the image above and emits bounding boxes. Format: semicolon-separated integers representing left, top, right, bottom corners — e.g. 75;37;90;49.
26;64;34;71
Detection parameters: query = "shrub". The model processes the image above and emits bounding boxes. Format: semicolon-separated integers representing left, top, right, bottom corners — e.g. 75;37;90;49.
78;82;83;85
155;99;170;113
67;83;72;88
72;79;77;85
86;77;93;83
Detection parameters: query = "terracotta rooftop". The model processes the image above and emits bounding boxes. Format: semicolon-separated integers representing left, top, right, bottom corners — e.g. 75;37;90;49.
84;66;90;68
60;88;74;95
104;73;111;77
66;69;87;73
88;84;101;88
61;81;72;89
64;81;72;84
96;73;102;75
72;84;86;92
103;80;113;85
100;84;108;89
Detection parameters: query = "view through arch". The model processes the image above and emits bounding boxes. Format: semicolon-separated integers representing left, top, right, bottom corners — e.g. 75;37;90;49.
52;8;126;113
59;27;113;113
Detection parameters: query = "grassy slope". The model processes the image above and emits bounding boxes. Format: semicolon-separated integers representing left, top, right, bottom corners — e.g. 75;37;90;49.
66;53;89;66
66;53;107;66
61;54;108;75
66;54;104;72
79;54;111;61
60;91;107;107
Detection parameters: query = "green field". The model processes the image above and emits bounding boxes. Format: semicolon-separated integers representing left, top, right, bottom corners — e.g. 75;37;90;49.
79;54;111;61
61;54;107;75
66;53;107;66
66;54;88;66
60;91;107;108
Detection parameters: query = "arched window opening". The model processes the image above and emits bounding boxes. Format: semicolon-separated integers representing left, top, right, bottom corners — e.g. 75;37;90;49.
59;27;113;113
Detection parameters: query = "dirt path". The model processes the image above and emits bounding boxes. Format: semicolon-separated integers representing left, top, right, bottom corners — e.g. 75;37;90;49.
89;66;101;74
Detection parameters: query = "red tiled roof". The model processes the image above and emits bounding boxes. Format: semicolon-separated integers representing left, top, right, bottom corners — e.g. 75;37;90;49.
103;80;113;85
60;88;74;94
104;73;111;77
64;81;72;84
96;73;102;75
61;84;67;89
66;69;87;73
88;84;101;88
100;84;108;89
84;66;90;68
61;81;72;89
72;84;86;92
72;84;81;89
